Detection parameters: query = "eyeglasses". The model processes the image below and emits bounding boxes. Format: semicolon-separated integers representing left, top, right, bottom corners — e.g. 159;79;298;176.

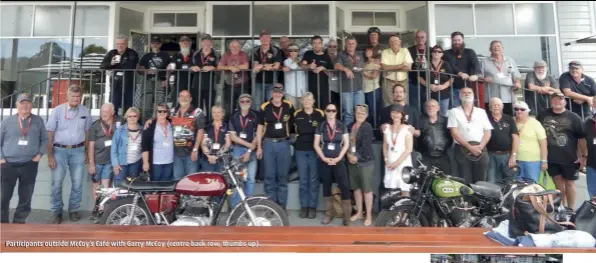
127;115;138;118
289;50;298;53
514;108;527;112
325;109;337;113
157;110;168;113
328;45;337;48
432;50;443;53
240;100;251;104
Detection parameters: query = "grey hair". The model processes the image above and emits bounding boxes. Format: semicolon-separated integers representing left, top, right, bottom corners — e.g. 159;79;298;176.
229;39;241;47
125;107;140;118
425;99;439;107
301;92;315;100
489;97;503;108
211;104;225;116
116;35;128;42
67;84;82;96
101;103;115;112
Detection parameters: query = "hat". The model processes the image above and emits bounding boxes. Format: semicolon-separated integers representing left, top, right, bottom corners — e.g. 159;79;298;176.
259;29;271;36
550;91;565;99
389;104;403;113
16;93;32;103
533;60;547;68
288;44;299;51
367;27;381;35
271;87;284;94
150;36;161;43
179;35;191;42
569;60;583;69
200;34;212;41
513;101;530;112
238;93;252;101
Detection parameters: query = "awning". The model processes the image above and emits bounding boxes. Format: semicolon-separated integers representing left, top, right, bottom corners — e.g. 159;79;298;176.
564;35;596;46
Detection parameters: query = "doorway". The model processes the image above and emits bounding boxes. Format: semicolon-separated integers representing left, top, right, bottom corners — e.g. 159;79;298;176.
150;34;198;57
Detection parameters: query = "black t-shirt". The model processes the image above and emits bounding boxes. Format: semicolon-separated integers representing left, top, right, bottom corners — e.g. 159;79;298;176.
316;120;348;158
139;51;171;80
171;52;194;90
442;48;480;89
258;100;294;139
228;109;259;144
253;46;283;84
583;118;596;169
559;72;596;117
486;113;518;152
537;109;586;164
420;60;456;101
301;50;333;91
293;108;325;151
192;48;220;87
205;121;229;154
408;46;429;84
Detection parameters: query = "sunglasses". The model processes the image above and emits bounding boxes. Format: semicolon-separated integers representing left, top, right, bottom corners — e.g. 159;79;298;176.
240;100;251;103
127;115;138;118
328;45;337;48
326;109;337;113
432;50;443;53
157;110;168;113
514;108;527;112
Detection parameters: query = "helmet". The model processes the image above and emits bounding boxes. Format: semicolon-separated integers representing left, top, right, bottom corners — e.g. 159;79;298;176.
367;27;381;36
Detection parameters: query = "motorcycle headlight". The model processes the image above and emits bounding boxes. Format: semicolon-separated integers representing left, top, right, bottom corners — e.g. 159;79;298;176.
402;167;414;184
235;163;248;182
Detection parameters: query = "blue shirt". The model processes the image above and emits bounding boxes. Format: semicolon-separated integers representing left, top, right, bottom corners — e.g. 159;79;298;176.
46;103;92;145
152;122;174;164
228;109;259;144
205;122;229;154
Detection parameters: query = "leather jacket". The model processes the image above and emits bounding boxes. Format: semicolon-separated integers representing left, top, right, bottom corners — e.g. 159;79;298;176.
418;115;453;157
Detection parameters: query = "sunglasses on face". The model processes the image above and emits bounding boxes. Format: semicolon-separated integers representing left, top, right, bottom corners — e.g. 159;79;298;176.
326;109;337;113
432;50;443;53
514;108;526;112
157;110;168;113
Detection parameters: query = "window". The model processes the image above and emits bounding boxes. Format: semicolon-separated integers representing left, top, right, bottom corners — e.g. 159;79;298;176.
34;6;72;36
1;5;34;37
515;3;555;35
434;4;474;36
75;6;109;36
475;4;514;35
212;5;250;36
351;11;399;27
119;7;144;36
291;5;329;35
253;5;290;35
152;13;198;27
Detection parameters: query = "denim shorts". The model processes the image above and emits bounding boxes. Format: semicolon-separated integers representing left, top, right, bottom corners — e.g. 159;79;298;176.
93;163;113;182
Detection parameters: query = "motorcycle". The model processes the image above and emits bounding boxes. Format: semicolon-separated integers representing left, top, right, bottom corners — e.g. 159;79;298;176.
374;153;538;228
93;139;290;227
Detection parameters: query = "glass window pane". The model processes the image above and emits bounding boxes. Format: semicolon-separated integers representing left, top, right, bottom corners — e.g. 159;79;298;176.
1;6;33;37
352;12;374;26
375;12;397;27
176;13;197;27
336;7;344;33
253;5;290;35
75;6;109;36
475;4;514;35
406;5;428;31
435;4;473;36
515;3;555;35
213;5;250;36
119;7;144;36
292;5;329;35
34;6;72;36
154;13;176;27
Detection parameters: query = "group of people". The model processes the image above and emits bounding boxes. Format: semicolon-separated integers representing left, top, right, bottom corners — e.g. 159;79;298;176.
2;26;596;227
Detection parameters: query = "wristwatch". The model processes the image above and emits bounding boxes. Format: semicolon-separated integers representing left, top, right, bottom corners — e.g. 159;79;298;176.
192;148;198;152
540;160;548;163
247;149;252;153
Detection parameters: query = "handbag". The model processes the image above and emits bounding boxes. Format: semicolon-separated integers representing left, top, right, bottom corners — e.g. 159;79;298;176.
538;171;556;190
573;199;596;238
509;190;575;237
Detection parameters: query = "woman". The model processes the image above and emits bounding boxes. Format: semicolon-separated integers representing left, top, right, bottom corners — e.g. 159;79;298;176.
417;45;454;117
382;105;414;196
513;101;548;182
283;44;307;108
347;104;375;226
363;45;382;126
142;103;174;181
111;107;143;186
293;92;325;219
314;103;352;226
480;40;522;115
201;105;231;172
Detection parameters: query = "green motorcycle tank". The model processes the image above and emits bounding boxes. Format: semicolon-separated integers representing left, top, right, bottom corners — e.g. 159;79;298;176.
431;178;474;198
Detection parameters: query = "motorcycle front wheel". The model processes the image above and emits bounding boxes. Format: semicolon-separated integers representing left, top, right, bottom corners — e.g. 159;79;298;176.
227;198;290;226
99;197;154;226
373;205;430;227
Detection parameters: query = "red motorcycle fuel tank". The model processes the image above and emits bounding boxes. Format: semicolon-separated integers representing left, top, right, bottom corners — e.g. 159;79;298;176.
175;172;227;196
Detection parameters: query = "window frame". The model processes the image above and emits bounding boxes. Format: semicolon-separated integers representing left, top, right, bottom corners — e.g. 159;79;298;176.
147;7;203;34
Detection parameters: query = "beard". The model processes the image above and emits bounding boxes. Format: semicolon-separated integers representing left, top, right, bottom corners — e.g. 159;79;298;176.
535;72;547;81
452;42;466;54
181;47;190;56
461;96;475;103
151;48;159;53
240;104;251;111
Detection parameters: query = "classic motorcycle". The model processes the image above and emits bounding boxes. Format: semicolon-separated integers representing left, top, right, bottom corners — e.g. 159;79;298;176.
374;153;537;228
93;139;290;227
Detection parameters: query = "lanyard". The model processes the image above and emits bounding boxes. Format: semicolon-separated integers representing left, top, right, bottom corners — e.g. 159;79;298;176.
201;52;210;66
240;114;250;131
18;116;32;138
160;122;168;138
431;61;443;79
128;130;140;142
346;52;358;65
182;54;190;64
462;106;473;123
260;49;269;64
391;126;399;147
213;124;221;144
272;106;283;122
493;58;504;72
326;122;337;142
101;121;113;138
351;123;360;143
64;106;79;120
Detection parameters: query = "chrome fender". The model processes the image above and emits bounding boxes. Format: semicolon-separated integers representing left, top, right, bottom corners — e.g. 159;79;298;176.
225;195;269;226
388;197;416;211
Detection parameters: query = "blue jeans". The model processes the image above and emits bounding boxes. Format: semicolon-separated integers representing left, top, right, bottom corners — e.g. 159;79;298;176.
93;163;113;182
342;90;365;128
230;146;258;207
114;159;142;187
173;155;198;180
50;147;86;215
452;89;461;108
263;139;292;207
518;161;541;183
152;163;173;181
200;158;223;173
295;150;320;208
409;83;426;113
487;153;511;183
438;98;450;117
253;83;276;110
365;88;382;127
586;167;596;198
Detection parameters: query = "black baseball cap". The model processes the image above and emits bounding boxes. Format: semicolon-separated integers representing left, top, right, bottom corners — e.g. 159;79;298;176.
151;36;161;43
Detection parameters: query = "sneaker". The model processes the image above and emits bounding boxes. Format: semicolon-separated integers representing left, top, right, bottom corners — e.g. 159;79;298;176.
69;211;81;222
52;214;62;224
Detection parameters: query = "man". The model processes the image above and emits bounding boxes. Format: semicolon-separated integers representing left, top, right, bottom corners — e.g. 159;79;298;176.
443;32;480;108
170;90;206;180
277;36;291;87
537;92;587;208
418;99;453;173
380;34;413;107
252;30;283;109
326;39;341;110
358;27;388;55
99;35;139;116
191;34;220;113
301;35;333;108
480;41;522;115
486;97;519;183
560;60;596;119
334;36;366;127
218;39;250;113
88;103;123;195
0;93;48;224
228;94;260;207
407;30;429;111
582;96;596;198
380;84;421;138
169;36;194;101
46;85;92;223
525;60;559;115
256;87;294;210
447;87;493;184
138;36;171;119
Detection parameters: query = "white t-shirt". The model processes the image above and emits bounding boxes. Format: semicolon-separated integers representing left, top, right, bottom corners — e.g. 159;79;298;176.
447;106;493;144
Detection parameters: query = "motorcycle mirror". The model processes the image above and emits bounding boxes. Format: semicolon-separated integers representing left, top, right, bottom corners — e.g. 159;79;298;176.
202;138;212;148
415;152;422;161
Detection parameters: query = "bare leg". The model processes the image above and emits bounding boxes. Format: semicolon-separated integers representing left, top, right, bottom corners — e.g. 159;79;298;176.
364;191;374;226
553;175;567;207
351;189;364;221
92;182;98;201
101;179;110;188
564;179;576;209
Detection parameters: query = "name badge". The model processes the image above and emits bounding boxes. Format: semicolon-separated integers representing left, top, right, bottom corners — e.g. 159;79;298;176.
327;143;336;151
434;79;439;85
496;72;505;78
212;143;221;150
104;140;112;147
131;145;138;151
593;138;596;145
331;77;338;81
116;72;123;76
351;146;356;153
163;142;170;147
116;122;121;128
240;132;248;139
182;65;189;69
175;126;182;132
18;139;28;146
275;122;283;130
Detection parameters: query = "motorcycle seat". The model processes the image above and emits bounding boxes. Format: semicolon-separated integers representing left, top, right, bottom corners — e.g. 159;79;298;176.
470;181;502;199
121;178;177;192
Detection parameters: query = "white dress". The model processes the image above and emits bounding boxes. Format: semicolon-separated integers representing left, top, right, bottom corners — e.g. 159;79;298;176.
383;125;413;190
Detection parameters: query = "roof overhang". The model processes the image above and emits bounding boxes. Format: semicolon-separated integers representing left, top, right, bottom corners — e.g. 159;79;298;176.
564;35;596;46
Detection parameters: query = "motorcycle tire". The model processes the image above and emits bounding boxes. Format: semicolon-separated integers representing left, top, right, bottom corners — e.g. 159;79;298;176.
99;196;155;226
227;198;290;227
373;205;430;227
